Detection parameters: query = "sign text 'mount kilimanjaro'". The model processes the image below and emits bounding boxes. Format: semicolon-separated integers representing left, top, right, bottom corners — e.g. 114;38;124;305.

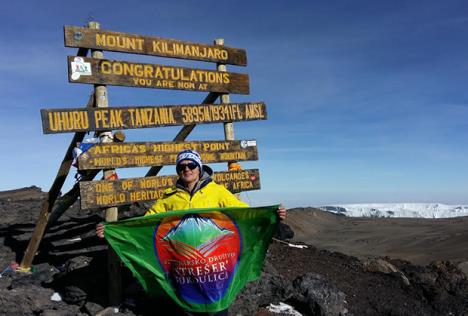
79;169;260;209
64;26;247;66
77;140;259;170
68;56;249;94
41;102;266;134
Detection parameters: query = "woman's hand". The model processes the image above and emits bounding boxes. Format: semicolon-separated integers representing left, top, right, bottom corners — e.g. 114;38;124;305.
96;223;105;238
277;205;287;220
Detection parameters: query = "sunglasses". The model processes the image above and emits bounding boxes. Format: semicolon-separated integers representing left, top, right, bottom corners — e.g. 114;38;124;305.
176;162;198;173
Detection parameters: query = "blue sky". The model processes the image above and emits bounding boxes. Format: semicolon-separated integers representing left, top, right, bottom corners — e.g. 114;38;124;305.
1;0;467;207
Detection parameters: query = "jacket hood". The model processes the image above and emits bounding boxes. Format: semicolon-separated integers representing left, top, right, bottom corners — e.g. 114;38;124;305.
200;165;213;179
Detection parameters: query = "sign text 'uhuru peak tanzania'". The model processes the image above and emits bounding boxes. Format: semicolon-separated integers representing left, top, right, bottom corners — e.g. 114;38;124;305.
41;102;266;134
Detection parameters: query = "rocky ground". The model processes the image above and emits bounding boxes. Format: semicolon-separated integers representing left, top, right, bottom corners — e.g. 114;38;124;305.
0;187;467;315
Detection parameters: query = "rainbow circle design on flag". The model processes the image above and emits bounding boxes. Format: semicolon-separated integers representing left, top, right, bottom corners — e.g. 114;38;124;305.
154;212;242;304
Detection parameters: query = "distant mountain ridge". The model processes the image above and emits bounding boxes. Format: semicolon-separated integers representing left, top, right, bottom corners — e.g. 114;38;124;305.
0;186;45;201
319;203;468;218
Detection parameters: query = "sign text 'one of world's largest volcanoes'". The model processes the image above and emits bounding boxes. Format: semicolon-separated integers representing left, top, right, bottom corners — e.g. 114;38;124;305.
79;169;260;209
40;102;266;134
64;26;247;66
67;56;249;94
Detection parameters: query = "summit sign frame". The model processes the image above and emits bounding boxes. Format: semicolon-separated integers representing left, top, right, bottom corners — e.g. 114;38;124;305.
24;22;265;286
64;26;247;66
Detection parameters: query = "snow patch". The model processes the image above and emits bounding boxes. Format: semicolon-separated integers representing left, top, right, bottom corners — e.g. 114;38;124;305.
268;302;302;316
319;203;468;218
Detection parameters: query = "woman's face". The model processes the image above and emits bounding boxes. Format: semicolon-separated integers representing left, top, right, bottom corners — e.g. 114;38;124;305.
177;159;200;185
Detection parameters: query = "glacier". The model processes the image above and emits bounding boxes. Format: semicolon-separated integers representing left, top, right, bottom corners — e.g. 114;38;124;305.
319;203;468;218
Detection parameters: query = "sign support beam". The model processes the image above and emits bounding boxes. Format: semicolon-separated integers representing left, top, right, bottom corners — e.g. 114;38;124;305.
215;39;240;198
19;51;93;271
88;21;122;305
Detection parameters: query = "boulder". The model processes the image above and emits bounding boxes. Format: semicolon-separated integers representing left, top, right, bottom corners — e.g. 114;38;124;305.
83;301;104;316
9;263;59;289
363;258;410;286
292;272;347;316
62;285;87;306
457;261;468;278
64;256;92;273
275;222;295;241
362;258;398;274
230;260;294;315
41;309;85;316
0;285;57;315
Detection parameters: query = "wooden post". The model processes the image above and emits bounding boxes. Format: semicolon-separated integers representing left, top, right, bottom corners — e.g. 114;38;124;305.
215;38;243;200
215;39;234;142
88;21;121;305
215;39;238;173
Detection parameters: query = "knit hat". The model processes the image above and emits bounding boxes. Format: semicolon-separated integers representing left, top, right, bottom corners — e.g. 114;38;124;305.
176;149;203;171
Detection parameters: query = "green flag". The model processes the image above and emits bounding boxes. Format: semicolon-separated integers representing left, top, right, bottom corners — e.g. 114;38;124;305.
104;205;279;312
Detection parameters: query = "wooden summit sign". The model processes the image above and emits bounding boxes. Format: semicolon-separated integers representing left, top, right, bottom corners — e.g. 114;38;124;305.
68;56;249;94
22;21;264;295
77;140;259;170
79;169;260;209
64;26;247;66
41;102;267;134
